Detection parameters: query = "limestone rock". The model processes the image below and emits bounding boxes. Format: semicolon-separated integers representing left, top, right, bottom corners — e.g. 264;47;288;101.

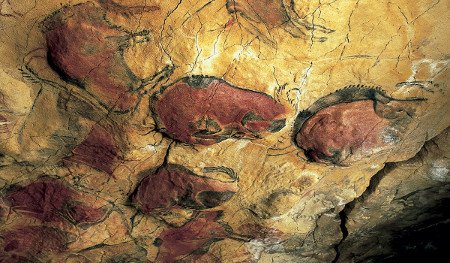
0;0;448;262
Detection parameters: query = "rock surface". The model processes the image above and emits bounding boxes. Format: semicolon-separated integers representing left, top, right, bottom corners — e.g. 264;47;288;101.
0;0;449;262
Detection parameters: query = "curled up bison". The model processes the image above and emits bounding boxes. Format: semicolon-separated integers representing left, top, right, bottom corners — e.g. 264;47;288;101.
0;0;447;262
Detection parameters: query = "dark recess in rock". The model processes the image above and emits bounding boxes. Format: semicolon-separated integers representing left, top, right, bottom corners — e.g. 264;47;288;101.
338;198;450;263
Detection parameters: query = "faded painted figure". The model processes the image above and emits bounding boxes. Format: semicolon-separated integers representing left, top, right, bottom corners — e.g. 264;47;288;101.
294;86;424;165
226;0;334;42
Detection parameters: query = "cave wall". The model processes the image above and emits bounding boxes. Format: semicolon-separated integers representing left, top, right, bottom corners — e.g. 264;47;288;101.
0;0;449;262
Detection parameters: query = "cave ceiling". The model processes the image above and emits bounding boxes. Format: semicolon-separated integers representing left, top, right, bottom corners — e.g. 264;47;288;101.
0;0;449;262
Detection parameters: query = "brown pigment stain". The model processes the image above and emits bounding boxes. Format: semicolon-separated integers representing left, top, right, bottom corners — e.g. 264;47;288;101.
133;165;238;214
152;76;286;145
6;179;107;225
0;92;5;106
65;125;119;175
226;0;289;28
296;100;391;164
42;2;143;111
1;226;69;255
155;211;230;262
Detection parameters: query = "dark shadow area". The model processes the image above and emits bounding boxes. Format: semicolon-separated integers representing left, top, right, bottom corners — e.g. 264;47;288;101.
358;197;450;263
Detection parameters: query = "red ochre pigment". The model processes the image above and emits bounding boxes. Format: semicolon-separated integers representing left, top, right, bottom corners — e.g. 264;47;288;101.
6;179;106;225
66;125;118;175
296;100;391;164
42;2;142;111
155;211;229;262
2;226;68;255
133;165;238;214
152;77;286;145
0;254;34;263
65;202;106;225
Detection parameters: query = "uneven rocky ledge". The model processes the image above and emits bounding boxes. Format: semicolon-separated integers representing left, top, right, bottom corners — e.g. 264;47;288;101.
0;0;448;262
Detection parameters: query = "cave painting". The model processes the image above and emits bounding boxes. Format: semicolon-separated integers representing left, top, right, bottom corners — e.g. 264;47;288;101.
131;164;244;260
1;226;70;257
132;164;239;214
0;254;34;263
154;210;248;262
5;178;109;226
0;0;446;262
152;76;286;145
294;86;424;165
64;125;119;175
41;2;155;112
226;0;334;42
64;242;148;262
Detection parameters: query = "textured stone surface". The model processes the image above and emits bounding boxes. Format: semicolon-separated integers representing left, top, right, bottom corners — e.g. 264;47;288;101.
336;129;450;262
0;0;449;262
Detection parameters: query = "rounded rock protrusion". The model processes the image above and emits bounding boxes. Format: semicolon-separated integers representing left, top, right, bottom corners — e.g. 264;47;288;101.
293;86;423;165
151;76;286;145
